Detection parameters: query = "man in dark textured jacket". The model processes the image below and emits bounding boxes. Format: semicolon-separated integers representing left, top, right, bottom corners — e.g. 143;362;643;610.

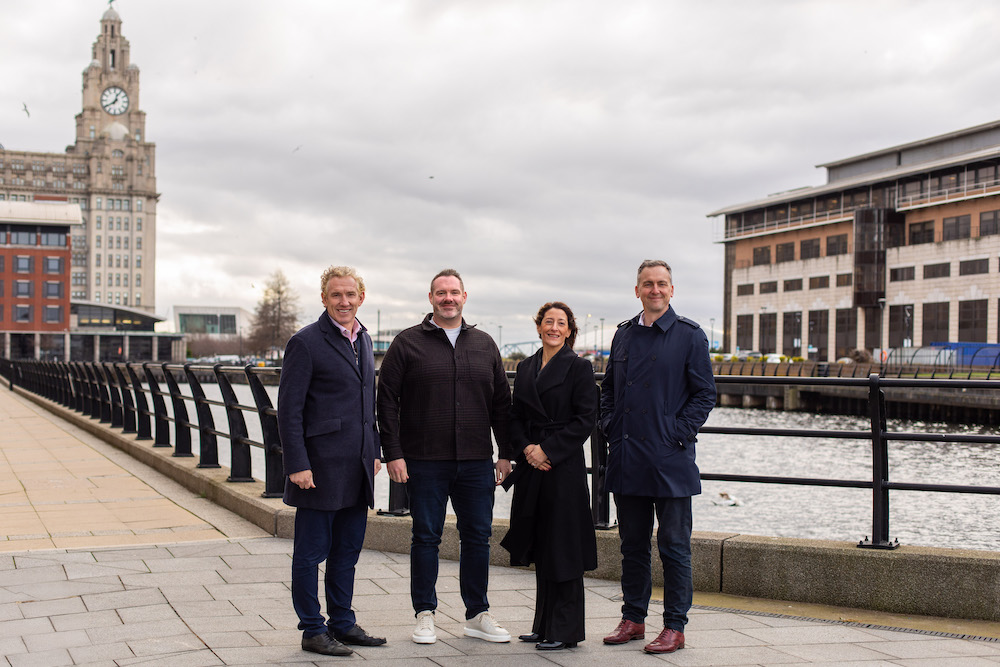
599;260;716;656
378;268;514;645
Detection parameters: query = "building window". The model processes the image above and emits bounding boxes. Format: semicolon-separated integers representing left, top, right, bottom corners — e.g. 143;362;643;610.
135;237;142;250
783;311;802;357
135;294;141;306
783;278;802;292
960;259;989;275
14;305;32;323
924;262;951;279
95;292;101;302
890;266;915;282
14;281;33;298
909;220;934;245
942;215;971;241
889;305;914;348
835;308;857;358
736;283;754;296
40;232;66;246
14;256;34;273
44;282;63;298
808;310;829;360
759;313;777;354
136;217;142;230
95;273;101;286
135;255;142;268
11;230;36;245
836;273;853;287
958;299;988;342
775;242;795;263
923;302;949;345
759;281;778;294
43;305;63;323
95;254;101;267
980;210;1000;237
809;275;830;289
826;234;849;256
800;238;821;260
752;246;771;266
736;314;754;351
135;274;141;287
44;257;64;274
96;197;102;209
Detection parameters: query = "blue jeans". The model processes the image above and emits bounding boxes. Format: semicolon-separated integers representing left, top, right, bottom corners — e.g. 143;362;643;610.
291;504;367;638
614;494;692;632
406;459;495;620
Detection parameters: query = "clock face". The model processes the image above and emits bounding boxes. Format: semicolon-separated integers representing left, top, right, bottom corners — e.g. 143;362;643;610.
100;86;129;115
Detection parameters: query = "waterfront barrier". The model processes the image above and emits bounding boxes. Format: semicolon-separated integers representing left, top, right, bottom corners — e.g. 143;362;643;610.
4;357;1000;621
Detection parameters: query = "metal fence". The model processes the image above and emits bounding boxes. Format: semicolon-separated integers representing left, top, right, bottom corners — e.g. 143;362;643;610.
3;358;1000;549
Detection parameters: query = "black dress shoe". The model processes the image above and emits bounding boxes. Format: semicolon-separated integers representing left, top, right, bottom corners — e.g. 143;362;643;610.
302;633;353;656
536;640;577;650
518;633;540;642
333;624;387;646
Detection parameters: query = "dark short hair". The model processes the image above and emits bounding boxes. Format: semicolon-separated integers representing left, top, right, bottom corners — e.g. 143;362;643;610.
430;268;464;293
534;301;579;350
637;259;672;285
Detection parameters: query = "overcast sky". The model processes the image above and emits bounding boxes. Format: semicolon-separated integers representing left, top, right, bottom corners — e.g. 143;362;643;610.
3;1;999;350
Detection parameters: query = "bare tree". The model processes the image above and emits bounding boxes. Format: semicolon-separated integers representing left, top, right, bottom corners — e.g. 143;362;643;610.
247;270;301;359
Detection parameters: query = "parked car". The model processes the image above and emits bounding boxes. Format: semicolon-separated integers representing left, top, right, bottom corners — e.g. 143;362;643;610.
735;350;763;361
764;353;785;363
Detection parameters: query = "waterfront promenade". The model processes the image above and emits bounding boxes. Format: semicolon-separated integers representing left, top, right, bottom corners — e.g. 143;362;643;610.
3;388;1000;665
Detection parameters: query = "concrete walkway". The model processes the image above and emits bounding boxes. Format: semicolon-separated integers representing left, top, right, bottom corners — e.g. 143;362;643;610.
3;387;1000;665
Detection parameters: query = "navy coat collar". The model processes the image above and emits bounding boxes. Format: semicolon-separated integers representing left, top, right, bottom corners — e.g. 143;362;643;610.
632;305;677;333
317;310;366;377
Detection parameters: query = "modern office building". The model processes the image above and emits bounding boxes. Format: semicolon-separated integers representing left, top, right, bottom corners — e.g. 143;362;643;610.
0;5;156;313
710;119;1000;361
174;306;253;338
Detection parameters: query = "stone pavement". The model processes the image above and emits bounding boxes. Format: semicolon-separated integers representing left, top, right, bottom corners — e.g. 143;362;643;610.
3;387;1000;665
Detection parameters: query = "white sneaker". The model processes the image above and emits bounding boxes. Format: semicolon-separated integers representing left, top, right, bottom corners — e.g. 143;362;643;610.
463;610;511;643
412;610;437;644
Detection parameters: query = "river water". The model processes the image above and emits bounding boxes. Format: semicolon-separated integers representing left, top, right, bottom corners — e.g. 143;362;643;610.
194;384;1000;552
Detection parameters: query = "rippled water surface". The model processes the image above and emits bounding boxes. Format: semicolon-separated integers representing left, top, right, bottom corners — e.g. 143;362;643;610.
196;385;1000;551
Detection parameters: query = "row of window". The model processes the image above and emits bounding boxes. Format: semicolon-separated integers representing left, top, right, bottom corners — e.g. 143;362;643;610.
94;215;142;231
0;304;64;324
0;230;67;247
95;197;142;212
95;272;142;288
734;299;997;358
752;234;849;266
888;258;994;282
0;280;65;298
92;291;141;307
0;160;86;175
95;236;141;250
0;256;65;274
737;273;852;296
94;254;141;269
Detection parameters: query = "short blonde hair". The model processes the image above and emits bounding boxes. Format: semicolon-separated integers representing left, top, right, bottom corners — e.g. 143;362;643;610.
320;266;365;296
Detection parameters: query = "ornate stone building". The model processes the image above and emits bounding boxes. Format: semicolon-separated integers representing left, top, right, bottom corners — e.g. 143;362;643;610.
0;5;156;313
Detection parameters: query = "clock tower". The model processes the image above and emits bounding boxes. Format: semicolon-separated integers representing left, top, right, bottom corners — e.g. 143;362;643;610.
69;3;157;313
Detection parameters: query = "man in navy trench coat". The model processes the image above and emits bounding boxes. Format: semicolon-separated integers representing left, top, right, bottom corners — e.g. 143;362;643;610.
278;265;385;657
599;259;716;655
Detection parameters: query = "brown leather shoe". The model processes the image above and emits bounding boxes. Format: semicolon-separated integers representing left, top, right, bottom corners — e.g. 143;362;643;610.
602;619;645;644
644;627;685;654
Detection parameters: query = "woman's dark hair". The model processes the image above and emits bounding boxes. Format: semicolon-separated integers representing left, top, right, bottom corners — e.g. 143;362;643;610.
534;301;578;350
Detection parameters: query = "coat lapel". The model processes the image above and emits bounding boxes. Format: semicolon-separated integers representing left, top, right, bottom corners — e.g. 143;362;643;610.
535;345;575;397
317;312;361;377
515;352;547;419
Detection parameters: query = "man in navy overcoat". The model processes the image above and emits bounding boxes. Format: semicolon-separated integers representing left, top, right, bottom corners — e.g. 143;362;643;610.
278;265;384;657
599;260;716;655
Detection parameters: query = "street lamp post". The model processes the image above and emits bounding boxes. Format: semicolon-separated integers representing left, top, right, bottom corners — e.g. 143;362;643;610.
710;317;715;352
600;317;605;360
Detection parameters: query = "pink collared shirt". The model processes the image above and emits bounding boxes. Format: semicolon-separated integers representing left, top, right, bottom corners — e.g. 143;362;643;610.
329;314;361;343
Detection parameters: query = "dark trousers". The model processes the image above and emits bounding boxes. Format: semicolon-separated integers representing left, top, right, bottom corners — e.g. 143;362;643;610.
614;494;692;632
406;459;495;619
291;503;367;638
532;572;585;643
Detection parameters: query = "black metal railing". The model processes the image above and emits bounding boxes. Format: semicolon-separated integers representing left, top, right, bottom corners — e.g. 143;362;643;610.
4;358;1000;548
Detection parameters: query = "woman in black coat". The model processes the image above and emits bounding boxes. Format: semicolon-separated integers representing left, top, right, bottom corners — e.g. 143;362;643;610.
501;301;598;651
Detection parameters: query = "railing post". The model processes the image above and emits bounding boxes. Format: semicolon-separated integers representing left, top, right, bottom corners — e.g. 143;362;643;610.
214;364;253;482
142;363;171;447
115;364;137;434
589;384;613;529
88;363;112;423
183;364;220;469
102;362;124;429
127;364;152;440
245;366;284;498
859;373;898;549
162;364;193;457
